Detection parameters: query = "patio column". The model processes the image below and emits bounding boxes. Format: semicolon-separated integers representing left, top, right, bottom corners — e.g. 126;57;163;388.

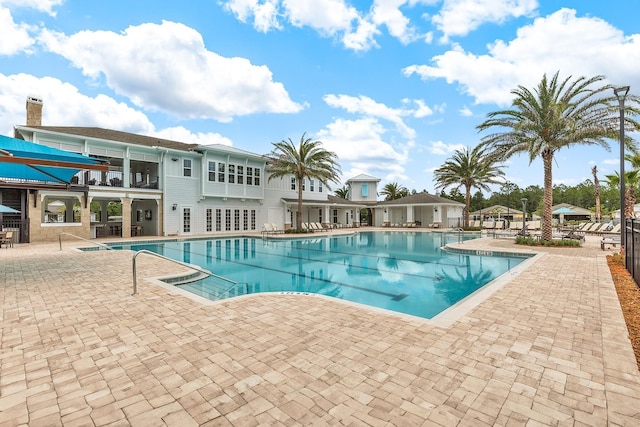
122;197;131;238
433;206;441;223
324;205;330;228
123;147;130;188
406;206;414;224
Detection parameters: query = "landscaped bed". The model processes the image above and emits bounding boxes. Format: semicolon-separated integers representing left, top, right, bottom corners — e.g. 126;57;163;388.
608;254;640;371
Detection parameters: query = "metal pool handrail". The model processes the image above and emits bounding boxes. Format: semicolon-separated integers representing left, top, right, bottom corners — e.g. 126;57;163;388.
132;249;246;297
59;232;112;251
452;227;464;244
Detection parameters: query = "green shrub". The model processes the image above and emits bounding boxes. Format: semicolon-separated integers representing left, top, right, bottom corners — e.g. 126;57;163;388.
515;236;581;247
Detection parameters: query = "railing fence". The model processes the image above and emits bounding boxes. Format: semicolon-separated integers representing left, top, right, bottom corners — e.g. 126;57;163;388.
625;219;640;287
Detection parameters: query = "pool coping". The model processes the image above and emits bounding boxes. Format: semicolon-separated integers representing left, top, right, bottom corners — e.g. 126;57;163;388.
138;237;543;329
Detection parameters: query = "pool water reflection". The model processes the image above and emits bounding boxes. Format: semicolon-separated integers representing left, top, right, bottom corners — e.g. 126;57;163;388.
113;231;529;319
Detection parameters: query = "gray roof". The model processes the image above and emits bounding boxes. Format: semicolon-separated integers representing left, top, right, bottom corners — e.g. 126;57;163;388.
377;192;463;206
346;173;381;183
22;126;198;152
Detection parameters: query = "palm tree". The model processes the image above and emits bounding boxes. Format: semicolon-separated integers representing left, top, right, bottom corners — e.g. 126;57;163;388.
380;182;408;201
267;133;341;230
477;71;639;241
433;145;504;227
605;170;640;219
592;166;601;222
334;185;349;199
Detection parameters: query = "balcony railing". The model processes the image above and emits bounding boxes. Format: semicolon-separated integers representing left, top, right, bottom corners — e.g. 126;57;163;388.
72;172;159;189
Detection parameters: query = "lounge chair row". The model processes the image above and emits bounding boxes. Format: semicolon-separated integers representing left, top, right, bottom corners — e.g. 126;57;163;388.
387;223;420;228
262;223;284;236
573;222;619;235
302;222;333;231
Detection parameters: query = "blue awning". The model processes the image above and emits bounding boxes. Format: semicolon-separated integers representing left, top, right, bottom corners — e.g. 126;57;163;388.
0;134;108;184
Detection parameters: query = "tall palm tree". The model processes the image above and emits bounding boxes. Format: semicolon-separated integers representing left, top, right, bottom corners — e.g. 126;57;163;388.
433;145;504;227
334;185;349;199
477;71;639;241
592;165;601;222
267;133;341;230
380;182;408;201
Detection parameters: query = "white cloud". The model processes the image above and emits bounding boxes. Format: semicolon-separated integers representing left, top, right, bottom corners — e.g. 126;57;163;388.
316;117;409;181
370;0;429;45
432;0;538;41
223;0;434;51
0;6;36;55
602;159;619;165
412;99;434;118
222;0;282;32
0;73;154;135
428;140;464;155
323;94;419;138
404;8;640;106
459;106;473;116
153;127;233;146
0;73;233;147
1;0;64;16
38;20;303;122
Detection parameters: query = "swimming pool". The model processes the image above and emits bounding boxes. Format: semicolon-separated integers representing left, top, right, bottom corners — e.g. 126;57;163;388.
111;231;529;319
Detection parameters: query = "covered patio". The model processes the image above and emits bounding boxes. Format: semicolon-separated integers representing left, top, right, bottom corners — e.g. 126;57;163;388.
0;134;108;242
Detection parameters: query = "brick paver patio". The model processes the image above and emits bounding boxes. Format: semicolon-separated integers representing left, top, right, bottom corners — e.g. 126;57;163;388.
1;232;639;425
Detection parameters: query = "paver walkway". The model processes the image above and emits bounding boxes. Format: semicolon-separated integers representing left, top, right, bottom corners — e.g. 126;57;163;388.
1;232;639;425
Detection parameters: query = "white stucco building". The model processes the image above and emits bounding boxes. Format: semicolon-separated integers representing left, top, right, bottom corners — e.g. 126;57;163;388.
0;97;464;242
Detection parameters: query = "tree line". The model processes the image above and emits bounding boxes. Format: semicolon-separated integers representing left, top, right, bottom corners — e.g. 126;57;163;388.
437;179;622;219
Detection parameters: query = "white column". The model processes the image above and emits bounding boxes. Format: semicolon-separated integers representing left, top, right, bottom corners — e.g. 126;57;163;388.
406;206;414;223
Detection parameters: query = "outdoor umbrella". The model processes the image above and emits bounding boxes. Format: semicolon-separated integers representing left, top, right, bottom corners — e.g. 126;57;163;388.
552;207;577;224
0;204;20;214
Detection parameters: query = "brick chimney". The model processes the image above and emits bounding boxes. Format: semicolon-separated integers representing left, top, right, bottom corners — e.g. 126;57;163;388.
26;95;43;126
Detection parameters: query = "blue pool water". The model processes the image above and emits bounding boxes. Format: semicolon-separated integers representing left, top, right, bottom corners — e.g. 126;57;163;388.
111;231;529;319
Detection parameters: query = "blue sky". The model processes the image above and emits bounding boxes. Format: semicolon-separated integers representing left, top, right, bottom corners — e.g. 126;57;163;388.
1;0;638;196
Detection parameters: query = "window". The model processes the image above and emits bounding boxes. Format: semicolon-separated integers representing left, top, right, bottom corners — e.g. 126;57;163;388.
183;208;191;232
208;162;215;182
218;163;225;182
206;209;213;232
250;210;256;230
228;164;235;184
254;168;260;186
362;183;368;197
333;209;338;224
183;159;192;177
243;209;249;231
319;208;323;223
234;209;240;231
215;209;222;231
237;166;244;185
291;177;296;190
302;179;306;191
319;181;323;193
246;167;253;185
310;179;315;192
225;209;231;231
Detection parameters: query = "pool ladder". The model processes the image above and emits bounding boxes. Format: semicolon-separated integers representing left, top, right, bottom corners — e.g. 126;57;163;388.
58;233;245;297
59;232;113;251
